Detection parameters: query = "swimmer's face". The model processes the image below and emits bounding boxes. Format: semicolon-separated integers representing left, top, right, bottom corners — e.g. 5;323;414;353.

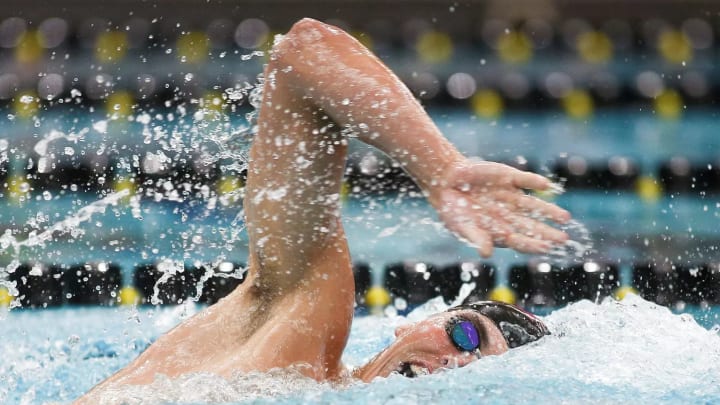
355;309;509;381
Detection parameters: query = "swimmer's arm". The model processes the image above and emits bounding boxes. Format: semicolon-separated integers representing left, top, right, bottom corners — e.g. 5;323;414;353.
276;19;570;256
276;18;460;192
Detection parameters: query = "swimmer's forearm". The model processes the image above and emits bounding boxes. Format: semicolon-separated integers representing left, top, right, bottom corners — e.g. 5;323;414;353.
276;18;464;191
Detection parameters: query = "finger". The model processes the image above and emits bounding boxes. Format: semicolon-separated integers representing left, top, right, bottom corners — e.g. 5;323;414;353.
457;161;515;188
509;193;571;224
505;233;554;255
468;195;569;242
506;214;569;244
456;222;494;258
512;171;551;191
443;214;494;257
487;189;570;223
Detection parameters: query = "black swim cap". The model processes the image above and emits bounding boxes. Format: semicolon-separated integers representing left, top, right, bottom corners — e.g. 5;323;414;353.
448;300;549;348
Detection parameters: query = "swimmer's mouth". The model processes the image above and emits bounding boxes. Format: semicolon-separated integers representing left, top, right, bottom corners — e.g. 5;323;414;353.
397;362;431;378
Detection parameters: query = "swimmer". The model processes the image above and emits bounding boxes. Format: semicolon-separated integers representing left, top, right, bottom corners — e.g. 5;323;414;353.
77;18;570;402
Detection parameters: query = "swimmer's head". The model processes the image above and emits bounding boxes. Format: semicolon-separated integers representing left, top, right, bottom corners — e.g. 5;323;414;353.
354;300;549;381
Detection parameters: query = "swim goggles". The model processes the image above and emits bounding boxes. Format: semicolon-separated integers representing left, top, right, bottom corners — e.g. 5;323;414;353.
446;318;481;352
448;300;550;349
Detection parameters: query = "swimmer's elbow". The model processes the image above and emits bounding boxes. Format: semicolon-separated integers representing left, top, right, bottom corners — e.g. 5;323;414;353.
270;18;343;85
290;18;325;33
278;18;339;56
288;18;335;39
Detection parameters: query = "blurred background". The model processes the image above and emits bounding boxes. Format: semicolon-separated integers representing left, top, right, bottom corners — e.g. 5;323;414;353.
0;0;720;311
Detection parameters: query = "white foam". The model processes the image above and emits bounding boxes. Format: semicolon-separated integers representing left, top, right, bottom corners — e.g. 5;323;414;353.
1;296;719;403
98;367;332;405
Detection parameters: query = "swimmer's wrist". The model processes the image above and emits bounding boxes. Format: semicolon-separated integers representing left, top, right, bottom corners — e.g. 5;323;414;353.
420;151;465;191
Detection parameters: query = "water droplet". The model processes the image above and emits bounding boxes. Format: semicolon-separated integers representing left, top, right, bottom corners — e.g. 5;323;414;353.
67;334;80;346
93;120;108;134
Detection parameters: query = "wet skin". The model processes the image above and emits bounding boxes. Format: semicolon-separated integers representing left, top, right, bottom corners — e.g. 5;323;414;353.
77;18;569;403
353;309;509;380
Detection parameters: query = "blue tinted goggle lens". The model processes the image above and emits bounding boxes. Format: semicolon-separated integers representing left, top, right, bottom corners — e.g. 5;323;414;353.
450;320;480;351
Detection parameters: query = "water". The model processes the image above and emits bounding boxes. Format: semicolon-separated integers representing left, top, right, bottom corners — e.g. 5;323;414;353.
0;78;263;296
541;218;595;265
1;295;719;404
1;77;719;404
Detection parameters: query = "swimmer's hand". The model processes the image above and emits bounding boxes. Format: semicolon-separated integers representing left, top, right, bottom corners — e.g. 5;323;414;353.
428;160;571;258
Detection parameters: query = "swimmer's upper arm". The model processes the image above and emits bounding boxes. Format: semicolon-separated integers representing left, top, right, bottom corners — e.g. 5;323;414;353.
242;19;354;296
275;18;464;191
244;17;461;296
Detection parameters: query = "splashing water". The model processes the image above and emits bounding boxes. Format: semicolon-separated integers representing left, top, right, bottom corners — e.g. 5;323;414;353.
33;128;89;157
541;218;595;266
0;72;263;305
0;189;134;306
0;189;130;255
545;181;566;196
531;181;595;266
3;295;717;403
99;367;335;405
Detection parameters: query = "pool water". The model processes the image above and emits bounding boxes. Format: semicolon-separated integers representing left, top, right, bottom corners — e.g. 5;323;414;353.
1;108;718;275
2;295;719;404
2;107;720;404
